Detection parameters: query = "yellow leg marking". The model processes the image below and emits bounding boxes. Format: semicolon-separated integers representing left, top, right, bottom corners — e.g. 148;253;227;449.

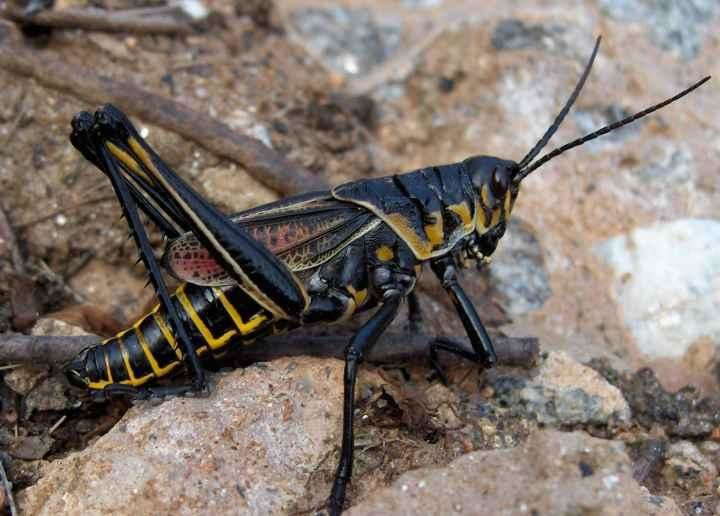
106;141;150;183
176;285;236;351
215;289;267;335
375;245;394;262
153;309;184;360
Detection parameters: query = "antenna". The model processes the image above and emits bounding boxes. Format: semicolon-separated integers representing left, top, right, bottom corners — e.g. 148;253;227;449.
517;36;601;170
515;75;711;181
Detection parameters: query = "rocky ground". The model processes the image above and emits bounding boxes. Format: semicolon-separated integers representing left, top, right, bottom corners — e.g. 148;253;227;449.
0;0;719;514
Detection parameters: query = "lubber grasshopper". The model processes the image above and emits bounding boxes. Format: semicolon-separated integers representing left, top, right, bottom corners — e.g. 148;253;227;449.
63;37;709;514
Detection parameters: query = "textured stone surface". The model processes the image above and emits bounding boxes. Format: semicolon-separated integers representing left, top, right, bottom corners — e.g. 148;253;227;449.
595;219;720;358
599;0;719;60
489;218;552;315
662;441;718;497
348;430;680;516
289;7;402;76
493;351;631;425
17;358;344;515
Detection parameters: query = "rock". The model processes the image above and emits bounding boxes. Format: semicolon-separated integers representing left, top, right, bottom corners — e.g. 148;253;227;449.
488;218;552;315
68;260;153;325
400;0;443;7
493;351;631;426
347;429;680;515
24;376;72;417
491;19;568;53
9;435;53;461
594;219;720;359
589;360;720;438
289;7;401;76
662;441;718;496
17;357;344;515
3;366;48;396
599;0;719;60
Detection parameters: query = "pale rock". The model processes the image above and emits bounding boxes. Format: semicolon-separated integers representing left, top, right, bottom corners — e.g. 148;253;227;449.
17;357;344;516
348;430;681;515
595;219;720;358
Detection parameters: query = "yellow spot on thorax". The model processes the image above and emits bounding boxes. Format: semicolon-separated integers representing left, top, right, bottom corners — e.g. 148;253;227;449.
448;202;474;231
424;212;445;247
375;245;394;261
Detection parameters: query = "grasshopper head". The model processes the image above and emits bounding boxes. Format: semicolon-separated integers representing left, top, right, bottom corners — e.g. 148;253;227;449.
465;155;520;228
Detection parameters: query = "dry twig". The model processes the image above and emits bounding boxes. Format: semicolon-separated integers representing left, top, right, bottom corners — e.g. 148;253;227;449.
2;5;194;35
0;200;40;330
0;329;539;369
0;38;325;197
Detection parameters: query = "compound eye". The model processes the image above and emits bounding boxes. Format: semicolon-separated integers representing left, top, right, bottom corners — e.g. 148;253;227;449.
490;168;508;198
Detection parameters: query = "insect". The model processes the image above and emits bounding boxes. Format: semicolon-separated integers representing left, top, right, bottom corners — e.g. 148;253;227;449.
63;37;708;514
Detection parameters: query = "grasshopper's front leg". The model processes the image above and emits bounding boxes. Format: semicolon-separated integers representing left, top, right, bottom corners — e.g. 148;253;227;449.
428;255;497;380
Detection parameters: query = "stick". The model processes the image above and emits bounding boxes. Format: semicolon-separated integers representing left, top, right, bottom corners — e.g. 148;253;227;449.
0;39;325;197
0;330;539;369
0;200;40;330
2;6;194;35
0;333;98;365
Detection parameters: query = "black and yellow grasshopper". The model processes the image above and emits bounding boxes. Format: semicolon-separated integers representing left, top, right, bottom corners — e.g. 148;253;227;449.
63;37;709;514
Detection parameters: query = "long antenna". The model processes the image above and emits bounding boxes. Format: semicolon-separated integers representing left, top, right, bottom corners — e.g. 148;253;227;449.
517;36;601;170
515;75;711;181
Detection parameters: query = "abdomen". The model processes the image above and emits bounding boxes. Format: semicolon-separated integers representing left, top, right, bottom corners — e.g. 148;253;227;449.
65;283;280;389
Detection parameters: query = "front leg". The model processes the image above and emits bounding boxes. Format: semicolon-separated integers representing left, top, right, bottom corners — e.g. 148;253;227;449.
430;255;497;369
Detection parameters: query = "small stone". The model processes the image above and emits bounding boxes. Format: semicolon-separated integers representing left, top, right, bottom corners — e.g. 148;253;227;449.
491;19;566;53
4;366;48;396
10;435;53;461
494;351;631;426
289;7;401;76
24;377;71;417
662;441;718;496
710;427;720;442
594;219;720;359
